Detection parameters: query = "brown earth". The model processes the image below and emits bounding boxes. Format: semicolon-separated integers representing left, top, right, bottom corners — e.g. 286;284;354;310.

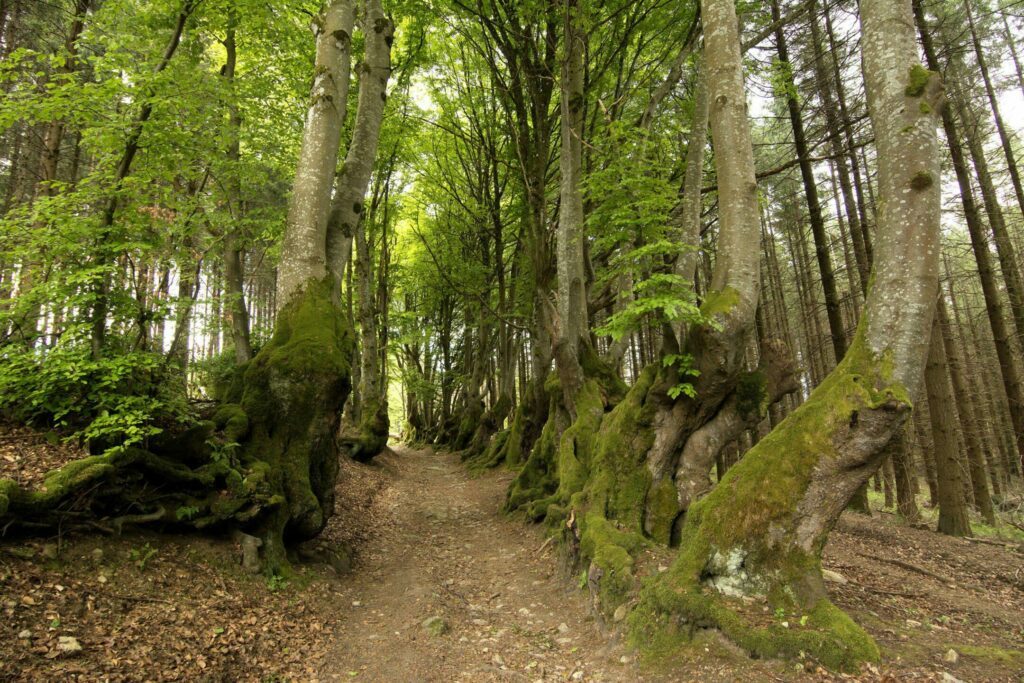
1;438;1022;682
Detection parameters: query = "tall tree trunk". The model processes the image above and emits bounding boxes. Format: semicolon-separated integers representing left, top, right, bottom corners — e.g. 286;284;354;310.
670;66;708;345
926;314;973;537
823;4;873;267
937;295;995;523
770;0;846;363
325;0;394;288
964;0;1024;218
1001;9;1024;99
809;0;868;296
222;14;253;364
553;0;590;410
275;0;354;306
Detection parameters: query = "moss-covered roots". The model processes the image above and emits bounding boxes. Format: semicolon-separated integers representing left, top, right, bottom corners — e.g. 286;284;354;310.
342;393;389;463
629;330;907;671
1;279;355;574
496;329;899;671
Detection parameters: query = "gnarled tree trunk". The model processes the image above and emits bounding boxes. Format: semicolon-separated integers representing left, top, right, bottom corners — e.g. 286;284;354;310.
627;0;944;669
2;1;361;574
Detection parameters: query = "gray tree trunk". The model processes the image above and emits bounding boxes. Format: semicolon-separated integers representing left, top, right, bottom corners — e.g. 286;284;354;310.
325;0;394;289
276;0;354;307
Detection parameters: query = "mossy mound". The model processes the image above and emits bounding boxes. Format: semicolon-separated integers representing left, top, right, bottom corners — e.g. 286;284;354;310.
343;391;390;463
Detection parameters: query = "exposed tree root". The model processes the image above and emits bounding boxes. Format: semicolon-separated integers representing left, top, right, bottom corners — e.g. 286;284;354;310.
1;279;355;574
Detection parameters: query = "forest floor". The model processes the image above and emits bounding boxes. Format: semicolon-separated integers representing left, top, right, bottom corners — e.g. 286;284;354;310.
0;431;1022;682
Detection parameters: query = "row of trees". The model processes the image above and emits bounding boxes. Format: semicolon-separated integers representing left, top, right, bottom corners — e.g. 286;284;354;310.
386;0;1021;669
398;0;1024;538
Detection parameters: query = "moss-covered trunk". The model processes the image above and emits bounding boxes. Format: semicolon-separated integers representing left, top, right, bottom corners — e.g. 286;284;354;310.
0;280;355;574
233;279;354;567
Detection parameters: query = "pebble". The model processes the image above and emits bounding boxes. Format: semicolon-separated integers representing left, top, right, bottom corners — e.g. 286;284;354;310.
56;636;82;655
557;622;569;633
18;630;31;640
944;648;959;664
822;569;848;585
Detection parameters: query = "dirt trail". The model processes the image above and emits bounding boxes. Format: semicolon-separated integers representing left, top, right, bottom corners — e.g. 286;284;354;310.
319;445;651;682
4;435;1020;681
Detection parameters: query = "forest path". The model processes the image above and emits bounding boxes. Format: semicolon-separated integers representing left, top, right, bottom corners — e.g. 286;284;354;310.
318;445;655;683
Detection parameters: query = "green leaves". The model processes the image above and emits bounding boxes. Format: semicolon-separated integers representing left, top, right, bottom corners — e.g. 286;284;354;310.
662;353;700;401
0;343;190;449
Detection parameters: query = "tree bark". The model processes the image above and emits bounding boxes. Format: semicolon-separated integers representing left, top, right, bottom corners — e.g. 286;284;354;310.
276;0;355;307
925;313;972;537
553;0;590;411
222;14;253;364
325;0;394;289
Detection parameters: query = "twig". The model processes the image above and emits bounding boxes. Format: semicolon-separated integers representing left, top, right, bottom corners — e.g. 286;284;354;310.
964;536;1022;552
858;553;945;581
853;582;926;598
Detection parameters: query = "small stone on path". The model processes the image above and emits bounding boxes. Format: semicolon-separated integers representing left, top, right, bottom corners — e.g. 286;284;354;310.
422;616;449;636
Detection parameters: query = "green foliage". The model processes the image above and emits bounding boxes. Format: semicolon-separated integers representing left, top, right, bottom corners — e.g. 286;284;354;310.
128;542;158;571
266;573;288;592
0;343;190;448
585;122;705;343
662;353;700;400
768;58;800;101
904;64;935;97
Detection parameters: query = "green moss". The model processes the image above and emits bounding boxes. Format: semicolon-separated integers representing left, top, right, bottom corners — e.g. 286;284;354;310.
579;512;646;610
631;581;878;672
585;366;659;531
910;171;934;191
239;277;354;544
949;644;1024;666
905;64;935;97
505;414;559;514
700;287;740;319
213;404;250;443
0;479;15;515
674;325;906;560
644;477;679;546
579;342;628;403
919;101;931;115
